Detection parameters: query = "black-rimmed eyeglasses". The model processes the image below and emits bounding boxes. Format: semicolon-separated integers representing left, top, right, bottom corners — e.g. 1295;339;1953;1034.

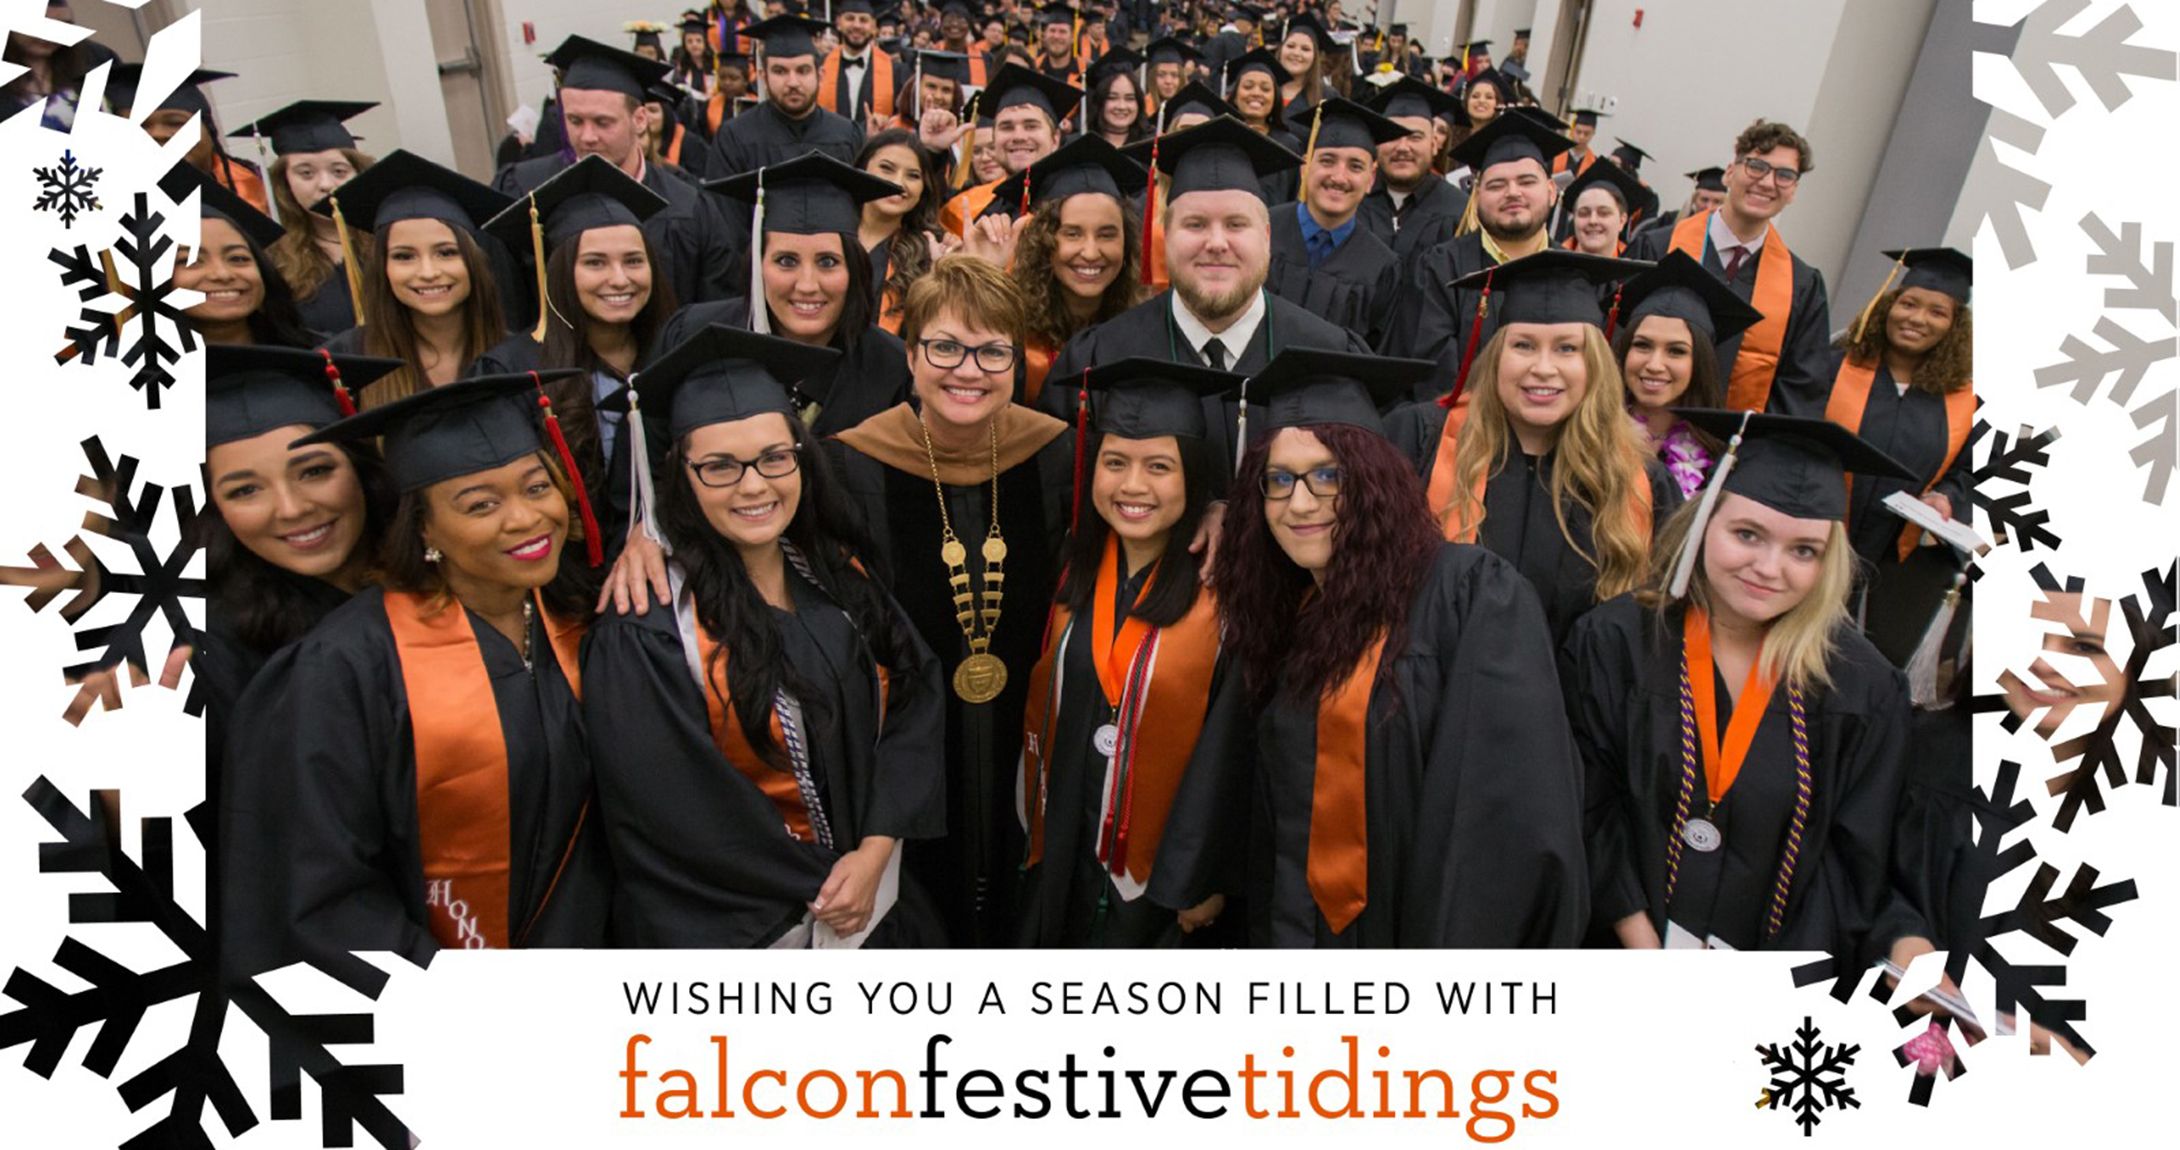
687;444;802;488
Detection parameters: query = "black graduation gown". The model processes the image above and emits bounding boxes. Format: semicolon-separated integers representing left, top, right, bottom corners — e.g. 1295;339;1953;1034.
1386;402;1685;646
653;299;911;438
1562;596;1911;955
1014;574;1248;949
197;571;352;768
495;152;748;308
1357;177;1468;272
1203;544;1588;948
580;562;948;947
1040;289;1373;481
1265;204;1402;348
1627;223;1833;417
707;101;864;177
1381;230;1498;400
822;433;1074;947
221;589;610;990
294;268;357;339
1868;705;1985;967
1260;127;1303;205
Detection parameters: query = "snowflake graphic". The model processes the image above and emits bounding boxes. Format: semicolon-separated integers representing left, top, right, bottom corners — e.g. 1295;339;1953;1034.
1982;0;2176;119
1968;422;2062;553
32;149;102;228
2033;565;2178;826
0;438;205;723
49;192;197;410
0;779;411;1149
1756;1016;1859;1136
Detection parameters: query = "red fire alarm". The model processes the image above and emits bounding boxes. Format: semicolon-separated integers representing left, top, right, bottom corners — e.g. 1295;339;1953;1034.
1633;9;1644;28
523;21;536;45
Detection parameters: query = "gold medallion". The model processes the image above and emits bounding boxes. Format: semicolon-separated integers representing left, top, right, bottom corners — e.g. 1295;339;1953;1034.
941;538;968;566
953;652;1009;703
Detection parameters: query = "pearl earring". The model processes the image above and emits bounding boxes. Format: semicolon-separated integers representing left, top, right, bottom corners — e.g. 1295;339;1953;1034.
424;546;442;563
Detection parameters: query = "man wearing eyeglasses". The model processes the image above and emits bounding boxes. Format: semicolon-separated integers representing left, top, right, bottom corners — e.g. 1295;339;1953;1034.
1630;119;1832;418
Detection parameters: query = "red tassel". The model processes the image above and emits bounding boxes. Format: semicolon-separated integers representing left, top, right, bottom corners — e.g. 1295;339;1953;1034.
1139;136;1159;287
1069;369;1090;533
1020;168;1032;218
1443;271;1494;408
1604;283;1625;342
319;348;356;417
531;374;604;568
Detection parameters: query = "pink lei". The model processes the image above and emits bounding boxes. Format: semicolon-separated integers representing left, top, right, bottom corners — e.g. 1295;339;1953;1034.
1630;410;1713;498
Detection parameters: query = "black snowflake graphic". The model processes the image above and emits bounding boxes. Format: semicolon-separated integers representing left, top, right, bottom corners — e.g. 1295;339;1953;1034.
0;438;205;723
50;192;197;410
0;778;411;1149
2033;565;2178;827
1756;1016;1858;1136
1967;422;2062;553
32;149;102;228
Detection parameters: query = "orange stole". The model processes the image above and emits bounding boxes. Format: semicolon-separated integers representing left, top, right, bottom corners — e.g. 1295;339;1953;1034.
1309;632;1387;935
1669;210;1794;413
941;178;1002;239
820;48;895;119
661;123;685;169
707;93;729;136
1148;210;1169;290
1020;565;1221;885
1550;150;1597;179
1423;390;1654;547
1023;340;1056;405
1823;358;1977;560
384;590;585;950
214;155;271;215
1559;234;1626;256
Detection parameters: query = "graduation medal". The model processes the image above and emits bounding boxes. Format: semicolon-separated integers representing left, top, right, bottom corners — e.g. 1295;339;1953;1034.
922;416;1011;705
1680;817;1722;853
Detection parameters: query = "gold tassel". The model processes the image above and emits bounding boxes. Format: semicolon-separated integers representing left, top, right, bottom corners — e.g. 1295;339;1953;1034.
331;195;367;328
1304;102;1323;158
1851;250;1908;345
528;195;550;342
954;93;980;195
1455;185;1481;236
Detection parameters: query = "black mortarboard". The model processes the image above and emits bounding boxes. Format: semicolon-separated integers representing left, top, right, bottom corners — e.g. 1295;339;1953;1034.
1081;357;1239;440
1449;250;1649;329
681;15;710;34
833;0;877;17
110;65;234;116
1250;348;1435;435
1885;247;1973;303
160;160;286;250
1366;74;1461;123
1300;96;1405;153
1230;46;1287;85
1571;108;1607;128
1280;12;1330;50
981;61;1083;121
940;0;976;17
987;133;1147;216
1620;250;1764;345
630;25;667;53
296;370;585;491
228;100;376;156
1459;40;1494;55
1461;67;1512;103
1687;166;1727;192
483;153;669;254
1507;105;1569;131
1227;4;1265;23
311;148;513;235
1610;137;1651;169
1159;114;1302;199
1144;36;1201;67
1672;410;1914;522
1035;2;1079;26
635;325;842;438
742;13;831;59
707;150;903;236
208;345;404;448
1388;23;1409;37
1091;46;1145;82
1499;59;1531;84
544;35;673;99
908;47;972;86
1450;110;1572;174
1563;153;1648;212
1161;80;1237;123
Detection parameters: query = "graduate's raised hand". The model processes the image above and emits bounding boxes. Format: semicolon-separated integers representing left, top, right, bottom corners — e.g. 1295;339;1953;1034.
1190;500;1227;584
960;212;1028;269
598;526;671;616
812;836;895;937
866;108;891;137
918;107;965;152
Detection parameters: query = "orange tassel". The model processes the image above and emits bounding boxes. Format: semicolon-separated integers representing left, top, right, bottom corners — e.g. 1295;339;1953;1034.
1139;134;1159;287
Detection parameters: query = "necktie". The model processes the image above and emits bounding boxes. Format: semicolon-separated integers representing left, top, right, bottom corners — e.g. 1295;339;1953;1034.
1721;244;1749;283
1203;338;1228;370
1307;230;1335;270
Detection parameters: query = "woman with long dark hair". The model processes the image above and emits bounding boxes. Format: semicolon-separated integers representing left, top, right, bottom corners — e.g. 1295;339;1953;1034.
583;325;946;947
313;151;516;407
223;370;612;986
1090;67;1150;148
1274;13;1333;127
1611;252;1757;499
986;135;1147;405
1199;348;1587;947
1825;247;1977;664
671;14;716;97
1565;411;1913;957
1388;252;1680;646
1226;48;1302;204
233;100;378;337
118;66;271;213
477;156;679;558
856;129;946;334
166;165;316;350
1018;358;1242;948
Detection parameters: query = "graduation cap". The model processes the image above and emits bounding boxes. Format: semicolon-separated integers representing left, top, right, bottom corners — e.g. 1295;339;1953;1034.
981;61;1083;124
1460;67;1513;104
1091;46;1145;83
1570;108;1608;129
209;345;405;445
1687;166;1727;192
1280;12;1331;51
1450;249;1649;331
901;47;971;119
1388;23;1410;37
1226;4;1266;23
1157;114;1302;200
1366;74;1462;124
1619;250;1764;346
1249;347;1435;436
1459;40;1494;57
1144;36;1202;68
1229;45;1289;86
831;0;878;18
109;64;235;117
742;13;832;60
160;160;286;251
1610;138;1651;170
483;154;672;339
1034;2;1079;26
706;152;901;330
1078;357;1240;441
1159;80;1237;126
1849;246;1972;343
1449;109;1572;174
228;100;376;158
544;35;674;99
1662;410;1914;595
311;148;511;236
633;324;842;438
1507;105;1569;131
1299;96;1406;155
680;14;710;35
629;21;668;54
1562;153;1648;212
1514;27;1534;39
984;132;1147;220
1499;59;1531;84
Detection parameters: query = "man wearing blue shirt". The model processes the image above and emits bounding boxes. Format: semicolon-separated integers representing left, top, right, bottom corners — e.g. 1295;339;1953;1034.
1265;97;1407;347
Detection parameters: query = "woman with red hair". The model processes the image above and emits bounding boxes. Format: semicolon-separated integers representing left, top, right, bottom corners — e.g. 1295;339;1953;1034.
1167;348;1588;948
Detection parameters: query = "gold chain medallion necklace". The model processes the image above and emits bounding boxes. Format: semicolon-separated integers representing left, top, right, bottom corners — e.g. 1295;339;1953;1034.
920;415;1009;703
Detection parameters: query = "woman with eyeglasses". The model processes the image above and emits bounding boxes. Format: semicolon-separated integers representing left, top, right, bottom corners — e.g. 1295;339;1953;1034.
1188;347;1587;948
581;325;947;947
825;254;1076;947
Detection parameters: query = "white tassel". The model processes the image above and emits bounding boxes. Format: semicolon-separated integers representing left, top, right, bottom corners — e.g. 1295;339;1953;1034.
1668;413;1752;599
624;382;667;553
1906;575;1965;709
749;168;771;335
1232;378;1249;476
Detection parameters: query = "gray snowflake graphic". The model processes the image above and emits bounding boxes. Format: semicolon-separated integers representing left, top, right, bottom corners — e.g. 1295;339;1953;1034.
1988;0;2176;118
31;149;101;228
1757;1016;1859;1136
1962;110;2049;272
